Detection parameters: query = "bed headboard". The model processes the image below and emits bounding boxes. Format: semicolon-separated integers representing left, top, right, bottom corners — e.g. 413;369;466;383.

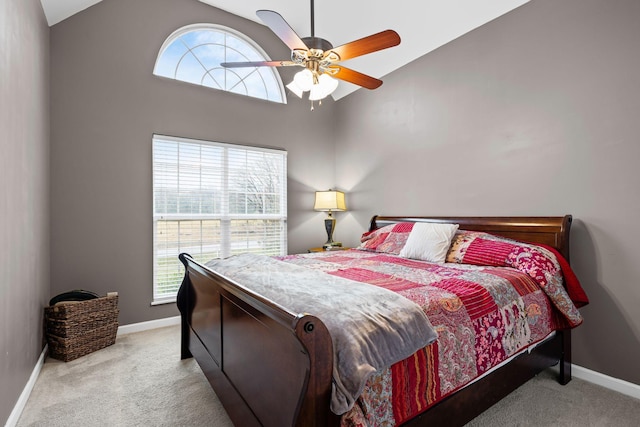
369;215;573;262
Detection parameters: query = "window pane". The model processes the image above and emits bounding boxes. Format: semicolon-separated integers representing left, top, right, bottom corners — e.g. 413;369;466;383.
264;194;279;214
180;29;225;48
261;69;285;102
191;44;225;71
230;219;286;256
204;67;225;90
154;41;189;79
153;25;284;103
175;51;206;86
226;34;263;61
229;192;247;214
152;135;287;302
154;219;223;299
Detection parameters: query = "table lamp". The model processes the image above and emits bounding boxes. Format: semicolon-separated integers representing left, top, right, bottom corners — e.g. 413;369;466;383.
314;190;347;249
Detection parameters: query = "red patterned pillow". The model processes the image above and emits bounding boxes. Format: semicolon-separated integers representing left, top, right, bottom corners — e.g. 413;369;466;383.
446;230;486;263
446;230;588;325
457;237;517;266
447;231;552;268
358;222;414;254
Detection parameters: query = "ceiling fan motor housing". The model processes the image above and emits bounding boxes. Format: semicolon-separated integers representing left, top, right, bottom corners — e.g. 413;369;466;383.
302;36;334;52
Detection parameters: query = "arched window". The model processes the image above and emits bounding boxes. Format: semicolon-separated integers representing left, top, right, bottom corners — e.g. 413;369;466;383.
154;24;286;103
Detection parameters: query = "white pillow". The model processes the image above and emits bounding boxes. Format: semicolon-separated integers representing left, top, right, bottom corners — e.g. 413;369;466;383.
399;222;459;263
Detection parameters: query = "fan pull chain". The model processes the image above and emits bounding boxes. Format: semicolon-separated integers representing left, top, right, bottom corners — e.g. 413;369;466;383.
309;99;323;111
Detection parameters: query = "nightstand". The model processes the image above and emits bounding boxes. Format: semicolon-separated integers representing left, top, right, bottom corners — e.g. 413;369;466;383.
308;247;351;253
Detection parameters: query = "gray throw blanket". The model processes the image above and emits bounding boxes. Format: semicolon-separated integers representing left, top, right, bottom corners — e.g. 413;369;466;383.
205;253;438;414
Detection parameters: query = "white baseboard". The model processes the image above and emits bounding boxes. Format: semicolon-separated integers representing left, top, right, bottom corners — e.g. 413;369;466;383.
9;320;638;427
5;345;47;427
116;315;181;336
572;364;640;401
6;317;180;426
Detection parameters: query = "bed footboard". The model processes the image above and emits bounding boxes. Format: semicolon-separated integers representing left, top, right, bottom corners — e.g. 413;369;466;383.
177;253;339;427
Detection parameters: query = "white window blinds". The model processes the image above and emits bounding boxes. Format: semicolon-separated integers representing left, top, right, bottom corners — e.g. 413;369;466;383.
152;135;287;303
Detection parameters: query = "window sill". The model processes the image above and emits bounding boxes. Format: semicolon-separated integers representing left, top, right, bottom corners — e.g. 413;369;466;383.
151;298;176;306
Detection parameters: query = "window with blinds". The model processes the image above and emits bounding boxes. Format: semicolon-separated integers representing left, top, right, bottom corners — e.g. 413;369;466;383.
152;134;287;303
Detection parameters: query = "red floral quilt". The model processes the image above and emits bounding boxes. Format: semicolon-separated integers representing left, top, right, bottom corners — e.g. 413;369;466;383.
277;246;584;426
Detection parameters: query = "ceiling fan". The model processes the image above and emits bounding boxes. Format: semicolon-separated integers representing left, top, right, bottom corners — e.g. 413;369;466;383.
220;0;401;102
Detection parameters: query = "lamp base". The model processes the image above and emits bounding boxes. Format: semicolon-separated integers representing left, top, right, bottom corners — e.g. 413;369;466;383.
323;216;337;248
322;242;343;250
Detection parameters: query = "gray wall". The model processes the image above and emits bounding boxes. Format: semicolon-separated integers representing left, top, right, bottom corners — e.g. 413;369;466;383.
49;0;336;325
0;0;50;424
2;3;631;424
334;0;640;385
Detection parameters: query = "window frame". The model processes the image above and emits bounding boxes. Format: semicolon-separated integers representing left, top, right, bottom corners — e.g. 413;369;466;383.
153;23;287;104
152;134;288;305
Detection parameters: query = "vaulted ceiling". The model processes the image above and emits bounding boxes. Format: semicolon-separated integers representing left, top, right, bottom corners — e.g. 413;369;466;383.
40;0;529;100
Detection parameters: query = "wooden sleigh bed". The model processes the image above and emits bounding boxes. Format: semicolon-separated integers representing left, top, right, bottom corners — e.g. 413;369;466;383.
177;215;578;427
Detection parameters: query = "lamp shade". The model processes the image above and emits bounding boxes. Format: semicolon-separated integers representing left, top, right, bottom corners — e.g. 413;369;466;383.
314;190;347;211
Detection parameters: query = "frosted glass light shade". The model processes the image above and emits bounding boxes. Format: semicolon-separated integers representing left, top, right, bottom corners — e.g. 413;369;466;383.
320;74;339;95
286;80;304;98
293;69;314;91
309;74;339;101
288;70;339;101
308;84;324;101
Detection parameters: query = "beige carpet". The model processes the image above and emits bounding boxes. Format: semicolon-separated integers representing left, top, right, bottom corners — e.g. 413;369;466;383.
17;326;233;427
466;368;640;427
17;325;640;426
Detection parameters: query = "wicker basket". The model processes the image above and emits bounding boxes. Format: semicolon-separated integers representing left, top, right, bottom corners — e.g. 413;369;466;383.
45;294;119;362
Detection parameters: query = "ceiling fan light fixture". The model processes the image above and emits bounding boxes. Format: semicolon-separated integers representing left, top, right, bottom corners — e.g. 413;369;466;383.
319;73;339;94
289;69;339;101
309;74;339;101
308;84;324;101
223;2;400;108
286;80;304;98
293;68;314;92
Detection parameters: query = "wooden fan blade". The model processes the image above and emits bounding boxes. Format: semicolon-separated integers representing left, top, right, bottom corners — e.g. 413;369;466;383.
329;66;383;90
221;60;298;68
256;10;309;51
326;30;400;61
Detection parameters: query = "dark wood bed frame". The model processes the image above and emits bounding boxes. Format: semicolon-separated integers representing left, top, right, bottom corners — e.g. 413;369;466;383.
177;215;573;427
